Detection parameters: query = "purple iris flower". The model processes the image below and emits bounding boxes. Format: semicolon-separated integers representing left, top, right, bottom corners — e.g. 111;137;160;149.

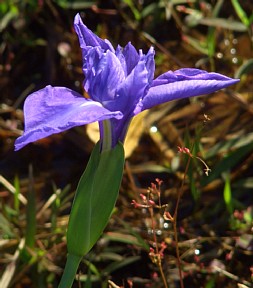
14;14;239;151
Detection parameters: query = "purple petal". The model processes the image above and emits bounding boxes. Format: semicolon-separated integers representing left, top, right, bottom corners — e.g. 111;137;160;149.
14;86;122;150
115;45;127;76
152;68;236;86
140;47;155;85
117;56;150;115
141;68;239;110
122;43;139;75
74;14;114;52
84;50;125;110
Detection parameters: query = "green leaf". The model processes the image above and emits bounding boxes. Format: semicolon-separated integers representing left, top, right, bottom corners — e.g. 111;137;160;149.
55;0;95;9
59;141;125;287
68;141;124;255
89;142;124;246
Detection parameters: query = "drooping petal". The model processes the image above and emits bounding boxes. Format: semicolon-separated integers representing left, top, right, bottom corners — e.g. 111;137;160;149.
140;68;239;111
14;86;123;150
152;68;237;86
74;14;114;52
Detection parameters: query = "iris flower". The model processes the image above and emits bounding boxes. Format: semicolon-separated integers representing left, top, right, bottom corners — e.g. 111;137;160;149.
14;14;239;288
15;14;238;152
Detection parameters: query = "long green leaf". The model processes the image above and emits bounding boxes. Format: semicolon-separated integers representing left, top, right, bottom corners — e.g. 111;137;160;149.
55;0;95;9
59;142;125;287
67;141;124;256
66;142;100;257
199;17;247;31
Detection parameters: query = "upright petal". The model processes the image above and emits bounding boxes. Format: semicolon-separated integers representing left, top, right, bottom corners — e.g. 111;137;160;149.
14;86;122;150
140;47;155;86
74;14;114;52
141;68;239;111
82;47;103;90
116;57;150;115
84;50;125;110
122;42;140;75
115;45;127;76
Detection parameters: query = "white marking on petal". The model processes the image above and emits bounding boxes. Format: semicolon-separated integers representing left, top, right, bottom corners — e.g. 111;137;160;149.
80;101;103;108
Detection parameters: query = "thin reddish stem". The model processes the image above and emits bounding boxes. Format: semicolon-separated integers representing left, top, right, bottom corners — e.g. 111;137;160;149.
149;207;168;288
172;155;192;288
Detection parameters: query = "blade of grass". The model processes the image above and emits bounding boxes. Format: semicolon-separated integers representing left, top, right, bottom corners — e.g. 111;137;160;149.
223;172;233;214
25;164;36;248
207;0;224;62
199;17;247;32
123;0;141;21
0;238;25;288
234;59;253;78
102;256;141;275
104;231;149;250
231;0;250;27
182;34;208;54
109;216;150;250
13;175;20;214
201;141;253;186
56;0;95;10
205;133;253;159
0;213;15;238
83;267;92;288
0;175;27;205
183;128;201;201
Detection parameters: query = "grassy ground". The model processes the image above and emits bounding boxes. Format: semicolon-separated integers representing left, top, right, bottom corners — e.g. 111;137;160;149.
0;1;253;287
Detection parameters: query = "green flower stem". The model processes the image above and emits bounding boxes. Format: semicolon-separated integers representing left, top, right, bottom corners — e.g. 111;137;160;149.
101;120;112;152
58;254;82;288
